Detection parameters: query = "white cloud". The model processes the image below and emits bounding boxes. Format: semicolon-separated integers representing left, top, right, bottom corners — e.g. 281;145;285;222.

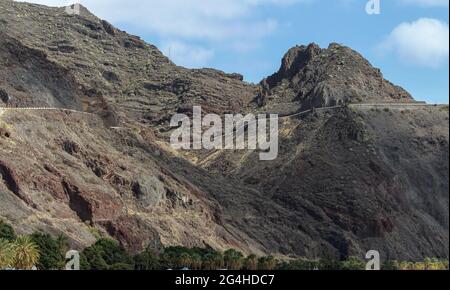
399;0;449;7
16;0;301;67
17;0;296;41
160;41;214;68
379;18;449;68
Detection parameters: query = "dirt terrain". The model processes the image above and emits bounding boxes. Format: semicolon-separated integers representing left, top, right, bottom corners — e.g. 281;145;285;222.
0;0;448;260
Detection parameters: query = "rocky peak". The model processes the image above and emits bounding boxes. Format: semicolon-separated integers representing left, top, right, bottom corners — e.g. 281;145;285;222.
260;43;413;110
267;43;321;87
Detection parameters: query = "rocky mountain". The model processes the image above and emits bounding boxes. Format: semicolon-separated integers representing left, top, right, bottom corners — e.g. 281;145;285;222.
0;0;448;261
258;43;412;111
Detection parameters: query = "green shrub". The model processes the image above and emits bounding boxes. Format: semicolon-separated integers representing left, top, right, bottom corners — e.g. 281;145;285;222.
134;248;161;270
339;256;365;270
81;239;133;270
159;246;224;270
30;232;65;270
110;263;134;270
81;247;108;270
224;249;244;270
2;222;447;272
277;259;320;270
202;252;224;270
382;260;399;270
0;220;16;242
318;257;341;270
0;238;14;269
258;256;277;270
243;254;258;270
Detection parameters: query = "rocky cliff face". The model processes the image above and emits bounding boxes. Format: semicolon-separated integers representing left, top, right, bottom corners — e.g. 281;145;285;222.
0;0;448;260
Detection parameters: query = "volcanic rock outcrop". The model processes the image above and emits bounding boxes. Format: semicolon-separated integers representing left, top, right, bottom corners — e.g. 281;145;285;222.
258;43;413;111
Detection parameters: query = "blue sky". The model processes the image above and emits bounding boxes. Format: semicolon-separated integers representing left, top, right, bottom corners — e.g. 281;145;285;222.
21;0;449;103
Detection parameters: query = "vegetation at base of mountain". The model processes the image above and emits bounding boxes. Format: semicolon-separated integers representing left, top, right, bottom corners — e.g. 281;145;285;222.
0;220;16;242
30;232;68;270
2;220;41;270
133;248;161;270
10;236;40;270
0;221;448;270
80;238;134;270
383;259;449;271
81;242;449;271
0;239;14;269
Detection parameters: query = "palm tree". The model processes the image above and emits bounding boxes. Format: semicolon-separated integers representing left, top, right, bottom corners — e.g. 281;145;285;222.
56;234;70;254
178;253;192;269
202;253;216;270
213;252;224;269
224;249;244;270
11;236;40;270
190;253;202;270
202;252;224;270
0;239;15;269
258;256;277;270
134;248;161;270
243;254;258;270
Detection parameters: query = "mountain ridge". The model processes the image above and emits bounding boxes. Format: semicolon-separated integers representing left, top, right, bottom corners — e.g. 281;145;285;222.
0;0;448;261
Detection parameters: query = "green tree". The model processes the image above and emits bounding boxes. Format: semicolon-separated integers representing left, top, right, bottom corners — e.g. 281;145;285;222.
134;248;161;270
277;259;320;270
339;257;365;270
0;220;16;242
95;239;132;266
191;247;213;257
164;246;192;256
382;260;399;270
258;256;277;270
30;232;65;270
243;254;258;270
81;239;133;270
178;252;192;268
224;249;244;270
159;252;175;269
81;247;108;270
11;236;40;270
202;252;224;270
56;234;70;254
162;246;196;269
0;239;15;269
110;263;134;270
318;257;340;270
79;251;93;270
190;253;202;270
